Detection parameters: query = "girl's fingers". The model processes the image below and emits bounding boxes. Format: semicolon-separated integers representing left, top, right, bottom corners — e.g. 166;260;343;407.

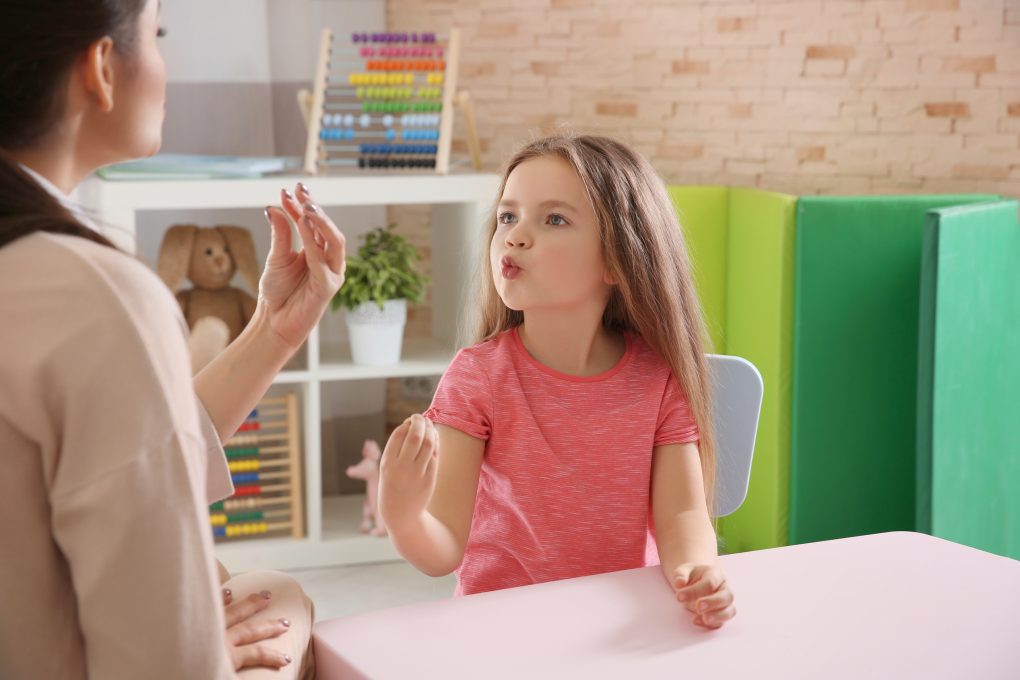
698;605;736;628
381;421;411;464
675;567;724;603
224;590;272;628
694;587;734;615
398;415;429;462
414;421;438;473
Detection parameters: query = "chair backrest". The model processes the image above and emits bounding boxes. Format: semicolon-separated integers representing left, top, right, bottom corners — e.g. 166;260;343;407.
707;354;763;518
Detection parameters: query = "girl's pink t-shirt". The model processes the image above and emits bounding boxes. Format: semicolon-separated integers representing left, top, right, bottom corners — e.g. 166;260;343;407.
424;327;700;596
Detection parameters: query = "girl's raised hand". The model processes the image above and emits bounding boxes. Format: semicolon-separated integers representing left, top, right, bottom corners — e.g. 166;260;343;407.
378;414;439;530
672;563;736;629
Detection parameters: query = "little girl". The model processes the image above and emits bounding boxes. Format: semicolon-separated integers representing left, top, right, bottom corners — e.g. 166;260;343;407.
378;134;735;629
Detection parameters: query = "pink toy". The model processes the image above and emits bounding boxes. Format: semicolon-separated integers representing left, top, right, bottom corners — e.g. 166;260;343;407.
346;440;387;536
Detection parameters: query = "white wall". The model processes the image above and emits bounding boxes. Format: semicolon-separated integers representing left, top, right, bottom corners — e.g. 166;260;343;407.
158;0;384;84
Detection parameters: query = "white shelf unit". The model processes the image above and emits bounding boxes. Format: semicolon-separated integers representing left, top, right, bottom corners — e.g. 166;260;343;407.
79;171;500;572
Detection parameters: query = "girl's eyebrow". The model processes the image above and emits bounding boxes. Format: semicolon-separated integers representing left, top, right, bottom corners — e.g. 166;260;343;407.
498;199;578;213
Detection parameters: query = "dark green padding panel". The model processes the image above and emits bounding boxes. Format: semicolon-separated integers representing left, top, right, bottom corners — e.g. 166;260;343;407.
790;195;998;546
667;186;728;353
716;188;797;552
917;201;1020;560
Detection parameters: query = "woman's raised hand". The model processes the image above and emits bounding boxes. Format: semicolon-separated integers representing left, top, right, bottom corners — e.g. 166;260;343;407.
259;182;347;350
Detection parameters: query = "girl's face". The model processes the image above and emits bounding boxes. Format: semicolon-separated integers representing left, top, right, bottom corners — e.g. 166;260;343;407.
95;0;167;164
491;155;613;314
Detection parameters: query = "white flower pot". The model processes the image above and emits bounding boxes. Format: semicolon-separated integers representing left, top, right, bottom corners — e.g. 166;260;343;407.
345;299;407;366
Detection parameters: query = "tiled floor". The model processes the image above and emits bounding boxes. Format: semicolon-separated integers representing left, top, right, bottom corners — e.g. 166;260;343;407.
286;560;456;621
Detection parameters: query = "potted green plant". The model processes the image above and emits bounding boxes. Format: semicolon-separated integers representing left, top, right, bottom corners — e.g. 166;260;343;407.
331;223;429;365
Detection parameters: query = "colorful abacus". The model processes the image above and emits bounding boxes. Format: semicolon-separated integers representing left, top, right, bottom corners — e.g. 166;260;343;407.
209;393;305;542
302;28;481;175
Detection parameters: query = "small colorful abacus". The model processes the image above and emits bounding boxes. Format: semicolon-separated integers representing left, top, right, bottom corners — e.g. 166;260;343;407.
209;393;304;542
302;27;480;175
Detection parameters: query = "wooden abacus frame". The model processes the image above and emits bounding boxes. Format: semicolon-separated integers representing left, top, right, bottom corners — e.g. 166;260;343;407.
301;27;481;175
210;392;305;542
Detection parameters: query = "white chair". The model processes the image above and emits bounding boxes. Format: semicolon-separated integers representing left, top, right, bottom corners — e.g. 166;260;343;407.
707;354;763;518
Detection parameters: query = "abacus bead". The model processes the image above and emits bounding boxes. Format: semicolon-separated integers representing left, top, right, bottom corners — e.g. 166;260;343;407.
360;113;371;127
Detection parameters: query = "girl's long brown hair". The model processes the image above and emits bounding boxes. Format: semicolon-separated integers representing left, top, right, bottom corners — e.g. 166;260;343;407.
472;134;717;516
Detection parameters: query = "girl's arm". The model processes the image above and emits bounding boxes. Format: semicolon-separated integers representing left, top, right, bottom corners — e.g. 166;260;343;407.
652;442;736;629
378;416;483;576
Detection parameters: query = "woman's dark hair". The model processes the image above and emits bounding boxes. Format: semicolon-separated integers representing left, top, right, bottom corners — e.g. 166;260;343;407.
0;0;148;249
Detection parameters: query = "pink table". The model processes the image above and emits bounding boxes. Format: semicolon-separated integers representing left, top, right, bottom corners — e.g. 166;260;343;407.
314;532;1020;679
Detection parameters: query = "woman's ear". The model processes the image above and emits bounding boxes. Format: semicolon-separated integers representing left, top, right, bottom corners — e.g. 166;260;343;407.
80;37;116;113
217;226;260;294
157;225;198;292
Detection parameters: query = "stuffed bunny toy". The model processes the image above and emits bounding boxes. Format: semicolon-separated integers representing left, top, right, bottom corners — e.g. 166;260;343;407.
156;224;260;373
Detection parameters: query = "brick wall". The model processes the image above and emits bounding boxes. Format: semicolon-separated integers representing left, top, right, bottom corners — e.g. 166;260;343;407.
385;0;1020;197
385;0;1018;352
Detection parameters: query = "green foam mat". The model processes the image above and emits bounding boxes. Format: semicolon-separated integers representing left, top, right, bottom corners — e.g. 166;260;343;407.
668;186;729;353
668;186;796;552
917;200;1020;560
716;188;797;552
790;194;998;546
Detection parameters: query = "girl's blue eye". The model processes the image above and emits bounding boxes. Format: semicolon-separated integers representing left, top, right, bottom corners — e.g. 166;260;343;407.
497;212;516;225
548;214;567;226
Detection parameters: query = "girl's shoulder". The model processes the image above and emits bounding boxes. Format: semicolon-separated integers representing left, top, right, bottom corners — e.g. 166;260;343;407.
455;328;517;364
623;332;674;376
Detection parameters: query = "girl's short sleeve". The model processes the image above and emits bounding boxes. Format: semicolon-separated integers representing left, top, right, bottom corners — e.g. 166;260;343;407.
655;372;701;446
424;348;493;441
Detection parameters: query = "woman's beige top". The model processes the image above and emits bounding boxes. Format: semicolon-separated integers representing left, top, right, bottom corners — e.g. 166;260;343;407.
0;206;237;678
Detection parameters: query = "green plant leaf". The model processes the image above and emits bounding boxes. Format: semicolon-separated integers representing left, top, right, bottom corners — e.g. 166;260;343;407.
332;224;431;311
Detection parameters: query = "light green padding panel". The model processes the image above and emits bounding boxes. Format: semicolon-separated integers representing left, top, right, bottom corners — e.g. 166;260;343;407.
917;201;1020;559
715;188;797;553
790;195;998;546
667;186;729;353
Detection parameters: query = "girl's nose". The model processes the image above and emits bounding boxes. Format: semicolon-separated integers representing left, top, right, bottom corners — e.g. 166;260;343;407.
505;226;530;248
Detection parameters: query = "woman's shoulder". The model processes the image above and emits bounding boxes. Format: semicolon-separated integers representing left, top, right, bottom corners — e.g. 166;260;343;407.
2;232;186;336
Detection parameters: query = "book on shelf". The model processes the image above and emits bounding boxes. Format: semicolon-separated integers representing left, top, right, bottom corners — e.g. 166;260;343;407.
97;154;301;180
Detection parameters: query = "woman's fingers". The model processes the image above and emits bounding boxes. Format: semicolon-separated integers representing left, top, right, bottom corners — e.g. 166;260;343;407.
281;188;303;225
292;207;326;269
264;206;293;263
233;642;293;671
302;203;346;276
227;616;291;646
223;590;271;628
